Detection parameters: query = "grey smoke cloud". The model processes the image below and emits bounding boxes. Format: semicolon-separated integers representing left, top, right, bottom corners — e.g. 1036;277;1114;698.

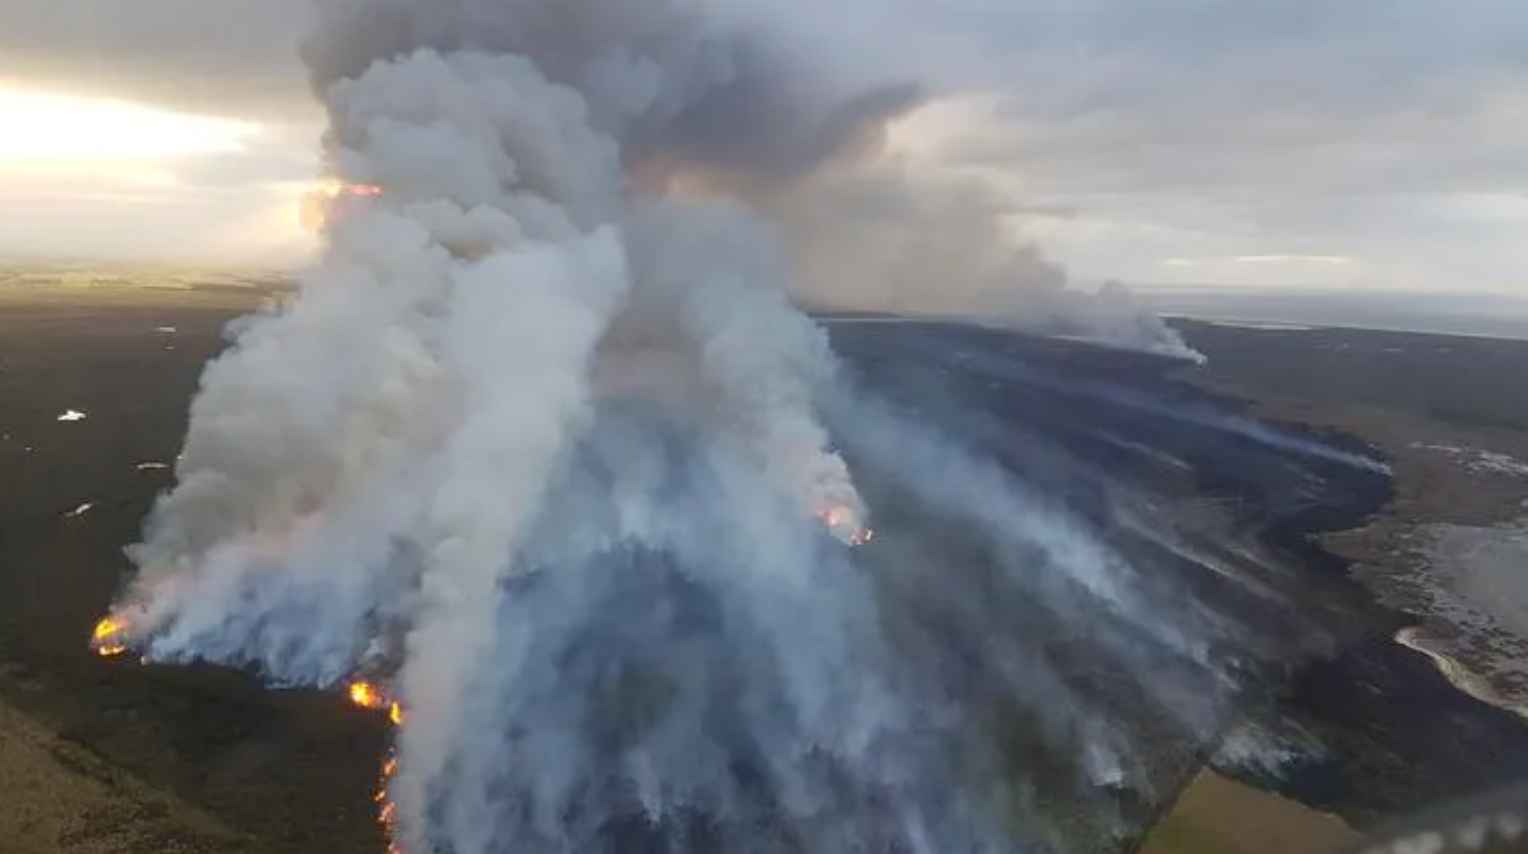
748;160;1198;357
107;13;890;845
304;0;926;181
297;0;1197;353
87;2;1311;850
53;0;1486;850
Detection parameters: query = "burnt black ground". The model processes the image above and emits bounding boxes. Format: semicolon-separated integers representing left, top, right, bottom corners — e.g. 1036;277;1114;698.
1;289;1526;851
824;319;1528;837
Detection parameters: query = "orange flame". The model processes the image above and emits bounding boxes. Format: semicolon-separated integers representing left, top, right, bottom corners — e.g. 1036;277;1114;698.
351;683;407;848
377;750;403;852
347;681;409;728
348;680;389;710
91;617;129;657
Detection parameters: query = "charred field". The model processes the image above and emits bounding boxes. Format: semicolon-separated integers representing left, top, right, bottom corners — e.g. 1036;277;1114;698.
3;287;1528;852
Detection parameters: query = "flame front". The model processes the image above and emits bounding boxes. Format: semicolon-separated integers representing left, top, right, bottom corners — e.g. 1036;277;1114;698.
91;617;129;657
377;751;403;853
346;680;407;848
348;680;388;710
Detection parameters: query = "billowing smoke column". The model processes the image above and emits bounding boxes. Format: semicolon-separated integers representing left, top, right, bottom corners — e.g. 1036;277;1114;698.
94;1;1252;851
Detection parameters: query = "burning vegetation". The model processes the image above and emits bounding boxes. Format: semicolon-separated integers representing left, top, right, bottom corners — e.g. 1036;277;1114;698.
348;679;406;727
348;680;387;710
348;680;406;851
91;616;129;657
379;752;403;854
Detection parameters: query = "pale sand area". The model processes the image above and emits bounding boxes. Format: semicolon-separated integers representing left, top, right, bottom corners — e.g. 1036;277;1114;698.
0;696;262;854
1140;769;1362;854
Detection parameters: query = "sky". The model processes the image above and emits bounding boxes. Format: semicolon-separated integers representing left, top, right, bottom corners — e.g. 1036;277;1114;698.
1;0;1526;295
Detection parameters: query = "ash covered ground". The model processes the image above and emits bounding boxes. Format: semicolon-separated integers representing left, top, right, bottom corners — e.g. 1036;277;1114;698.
3;285;1528;852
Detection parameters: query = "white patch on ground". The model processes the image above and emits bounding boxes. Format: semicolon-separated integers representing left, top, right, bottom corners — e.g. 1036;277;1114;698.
55;410;86;422
155;326;177;334
1412;443;1528;478
64;502;94;519
134;462;170;471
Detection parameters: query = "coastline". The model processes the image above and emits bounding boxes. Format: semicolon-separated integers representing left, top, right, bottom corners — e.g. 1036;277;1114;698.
1173;319;1528;723
1163;320;1528;831
1394;626;1528;721
1133;319;1528;852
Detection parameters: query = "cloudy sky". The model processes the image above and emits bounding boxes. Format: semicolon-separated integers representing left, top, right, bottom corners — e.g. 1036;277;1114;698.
2;0;1525;294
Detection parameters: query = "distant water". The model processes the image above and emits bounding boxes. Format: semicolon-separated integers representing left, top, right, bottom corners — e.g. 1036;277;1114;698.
1143;288;1528;341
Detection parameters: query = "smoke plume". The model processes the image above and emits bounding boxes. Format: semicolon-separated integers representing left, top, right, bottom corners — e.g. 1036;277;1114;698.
97;1;1267;851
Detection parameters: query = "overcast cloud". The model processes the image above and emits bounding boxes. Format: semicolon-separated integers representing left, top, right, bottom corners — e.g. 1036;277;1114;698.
1;0;1525;292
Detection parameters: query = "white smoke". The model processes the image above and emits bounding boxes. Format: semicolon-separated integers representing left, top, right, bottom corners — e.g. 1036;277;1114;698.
732;156;1204;360
110;13;893;847
100;1;1271;850
295;0;1196;358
